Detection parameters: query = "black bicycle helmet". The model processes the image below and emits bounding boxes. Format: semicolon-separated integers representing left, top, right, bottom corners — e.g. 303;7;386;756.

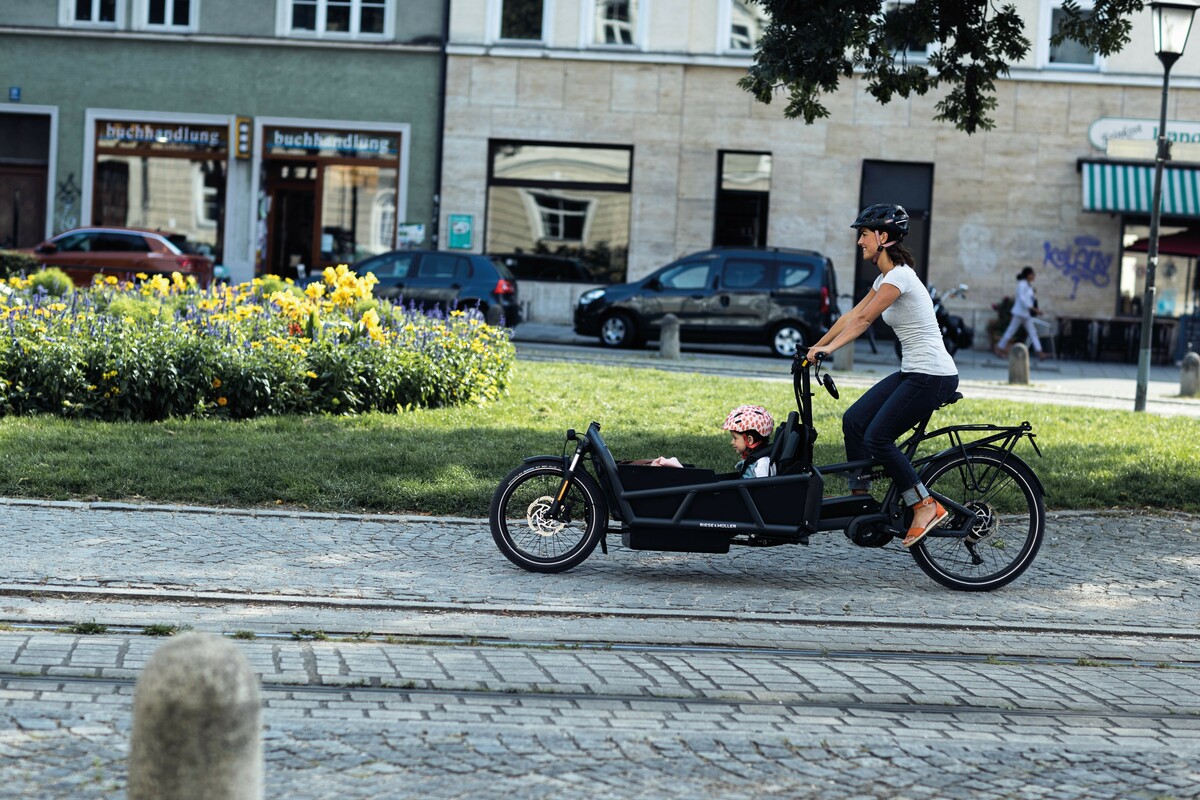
851;203;909;241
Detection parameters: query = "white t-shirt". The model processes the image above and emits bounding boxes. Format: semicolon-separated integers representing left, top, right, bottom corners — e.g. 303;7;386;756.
874;266;958;376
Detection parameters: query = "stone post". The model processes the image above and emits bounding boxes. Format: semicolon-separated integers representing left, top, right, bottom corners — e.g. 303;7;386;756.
128;632;263;800
1008;342;1030;385
659;313;680;359
1182;351;1200;398
839;339;855;370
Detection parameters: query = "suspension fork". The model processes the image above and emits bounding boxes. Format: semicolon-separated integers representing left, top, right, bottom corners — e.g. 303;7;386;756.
546;429;588;520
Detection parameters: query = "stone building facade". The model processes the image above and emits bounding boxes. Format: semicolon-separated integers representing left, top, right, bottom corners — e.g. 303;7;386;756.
443;0;1200;359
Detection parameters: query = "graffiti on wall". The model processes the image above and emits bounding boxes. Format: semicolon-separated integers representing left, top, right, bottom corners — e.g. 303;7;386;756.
1043;235;1112;299
54;173;80;233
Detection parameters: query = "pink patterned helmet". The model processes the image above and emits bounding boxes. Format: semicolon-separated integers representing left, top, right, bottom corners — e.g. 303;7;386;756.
722;405;774;438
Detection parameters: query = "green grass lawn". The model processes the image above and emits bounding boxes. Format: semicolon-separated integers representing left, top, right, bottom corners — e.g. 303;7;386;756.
0;360;1195;515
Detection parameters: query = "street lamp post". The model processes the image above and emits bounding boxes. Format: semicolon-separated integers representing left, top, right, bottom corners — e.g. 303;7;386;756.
1136;0;1199;412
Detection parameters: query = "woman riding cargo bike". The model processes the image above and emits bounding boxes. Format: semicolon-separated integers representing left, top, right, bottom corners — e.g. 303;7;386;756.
489;206;1046;592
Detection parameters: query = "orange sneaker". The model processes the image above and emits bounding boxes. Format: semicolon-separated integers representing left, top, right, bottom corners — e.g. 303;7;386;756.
902;497;950;548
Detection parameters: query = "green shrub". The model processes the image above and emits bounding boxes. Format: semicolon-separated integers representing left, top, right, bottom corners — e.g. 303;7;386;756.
28;267;73;297
0;272;515;422
0;250;38;279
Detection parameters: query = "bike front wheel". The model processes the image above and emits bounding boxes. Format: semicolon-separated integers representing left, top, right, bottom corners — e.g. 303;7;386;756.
489;458;608;573
911;448;1045;591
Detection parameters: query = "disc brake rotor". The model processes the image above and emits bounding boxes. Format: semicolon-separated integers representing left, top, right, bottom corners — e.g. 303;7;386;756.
527;495;567;537
964;500;999;543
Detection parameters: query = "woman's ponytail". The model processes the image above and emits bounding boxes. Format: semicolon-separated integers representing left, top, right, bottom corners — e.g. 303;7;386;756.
891;243;915;267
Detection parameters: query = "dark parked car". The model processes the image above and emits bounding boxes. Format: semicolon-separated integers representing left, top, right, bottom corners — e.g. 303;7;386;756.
345;249;521;325
25;226;215;287
488;252;596;283
573;247;838;358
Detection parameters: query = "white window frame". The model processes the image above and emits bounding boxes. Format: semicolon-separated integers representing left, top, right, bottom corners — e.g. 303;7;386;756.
1038;0;1104;71
716;0;770;55
579;0;646;50
59;0;125;29
522;190;593;242
133;0;199;32
486;0;553;45
275;0;395;40
192;168;220;230
878;0;937;64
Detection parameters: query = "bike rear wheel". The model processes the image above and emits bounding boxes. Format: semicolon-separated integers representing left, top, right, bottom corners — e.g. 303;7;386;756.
911;448;1045;591
489;459;608;573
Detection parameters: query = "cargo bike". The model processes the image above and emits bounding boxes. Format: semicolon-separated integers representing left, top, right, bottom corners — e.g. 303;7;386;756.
489;355;1046;591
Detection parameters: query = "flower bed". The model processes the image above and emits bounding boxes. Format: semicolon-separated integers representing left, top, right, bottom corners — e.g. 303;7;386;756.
0;267;514;421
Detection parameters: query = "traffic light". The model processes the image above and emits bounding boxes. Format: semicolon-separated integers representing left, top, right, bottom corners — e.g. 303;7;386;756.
233;117;252;159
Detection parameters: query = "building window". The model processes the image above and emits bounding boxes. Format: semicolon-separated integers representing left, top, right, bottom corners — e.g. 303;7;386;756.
91;119;229;263
714;151;771;248
529;192;591;240
1044;1;1099;68
133;0;196;31
881;1;933;62
282;0;391;38
487;141;633;282
499;0;545;40
725;0;768;51
594;0;636;46
63;0;122;26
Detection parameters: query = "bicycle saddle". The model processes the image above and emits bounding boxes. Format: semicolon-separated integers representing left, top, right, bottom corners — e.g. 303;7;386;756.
940;392;963;408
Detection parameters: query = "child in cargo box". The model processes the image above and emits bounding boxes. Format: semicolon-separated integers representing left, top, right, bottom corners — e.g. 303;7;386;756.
640;404;776;479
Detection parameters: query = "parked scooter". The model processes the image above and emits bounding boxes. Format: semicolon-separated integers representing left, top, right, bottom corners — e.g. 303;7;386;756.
895;283;974;358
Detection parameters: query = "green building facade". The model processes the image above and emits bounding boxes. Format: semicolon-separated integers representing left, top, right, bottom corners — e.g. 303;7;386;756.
0;0;445;282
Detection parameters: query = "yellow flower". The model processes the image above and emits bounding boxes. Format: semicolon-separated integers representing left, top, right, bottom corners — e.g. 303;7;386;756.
105;275;119;285
306;371;318;379
217;397;228;406
212;378;222;388
135;272;149;280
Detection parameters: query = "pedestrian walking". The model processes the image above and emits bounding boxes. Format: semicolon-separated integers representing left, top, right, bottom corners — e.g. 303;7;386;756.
995;266;1048;359
806;203;959;548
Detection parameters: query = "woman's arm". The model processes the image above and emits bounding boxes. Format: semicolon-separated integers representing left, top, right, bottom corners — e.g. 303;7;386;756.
813;291;874;348
807;284;900;360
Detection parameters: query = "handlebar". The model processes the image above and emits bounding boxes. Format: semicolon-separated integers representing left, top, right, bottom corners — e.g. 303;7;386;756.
792;352;840;399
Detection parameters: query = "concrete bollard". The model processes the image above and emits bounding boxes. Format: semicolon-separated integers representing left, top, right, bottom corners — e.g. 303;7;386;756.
1008;342;1030;385
840;339;855;370
1182;351;1200;398
128;632;263;800
659;313;680;359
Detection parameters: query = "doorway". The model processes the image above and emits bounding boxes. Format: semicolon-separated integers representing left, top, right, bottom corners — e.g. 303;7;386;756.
265;161;317;279
0;167;47;248
855;160;934;341
0;112;52;248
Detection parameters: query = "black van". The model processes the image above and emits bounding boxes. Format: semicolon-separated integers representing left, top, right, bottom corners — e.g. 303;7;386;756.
573;247;838;358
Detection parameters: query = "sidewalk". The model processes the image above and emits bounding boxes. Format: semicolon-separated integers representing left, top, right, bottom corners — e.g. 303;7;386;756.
512;322;1200;416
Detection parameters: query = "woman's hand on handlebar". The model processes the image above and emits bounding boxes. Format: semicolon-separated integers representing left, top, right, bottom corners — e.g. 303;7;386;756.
805;345;833;364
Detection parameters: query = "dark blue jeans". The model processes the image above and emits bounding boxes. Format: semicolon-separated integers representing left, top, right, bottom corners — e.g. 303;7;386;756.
843;371;960;492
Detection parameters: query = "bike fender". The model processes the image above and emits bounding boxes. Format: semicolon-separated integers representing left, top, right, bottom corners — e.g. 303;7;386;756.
921;445;1048;500
522;455;565;465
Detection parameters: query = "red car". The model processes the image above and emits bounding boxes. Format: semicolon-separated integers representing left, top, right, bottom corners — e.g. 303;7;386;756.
26;227;215;288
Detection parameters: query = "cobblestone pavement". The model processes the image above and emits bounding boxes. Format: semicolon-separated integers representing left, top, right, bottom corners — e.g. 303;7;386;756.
1;500;1196;635
3;634;1200;799
2;501;1199;798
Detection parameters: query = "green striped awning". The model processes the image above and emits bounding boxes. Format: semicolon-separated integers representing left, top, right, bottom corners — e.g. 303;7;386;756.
1081;160;1200;217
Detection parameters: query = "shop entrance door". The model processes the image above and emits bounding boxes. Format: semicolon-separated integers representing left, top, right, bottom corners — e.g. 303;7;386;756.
0;166;47;248
266;161;317;279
